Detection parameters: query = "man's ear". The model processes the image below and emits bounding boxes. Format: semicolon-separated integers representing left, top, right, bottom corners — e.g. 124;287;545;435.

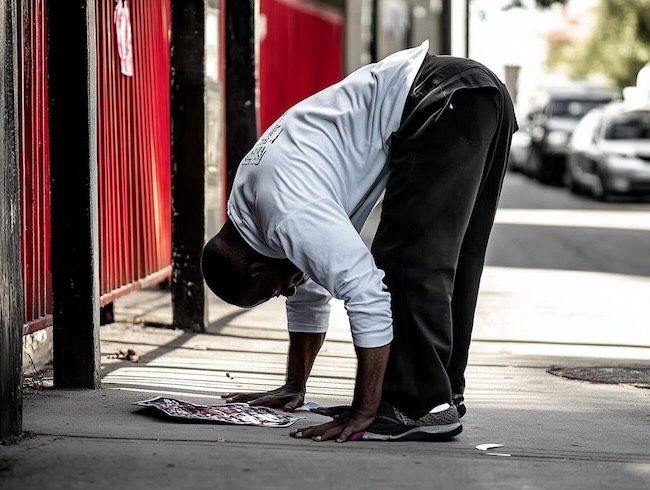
248;261;269;279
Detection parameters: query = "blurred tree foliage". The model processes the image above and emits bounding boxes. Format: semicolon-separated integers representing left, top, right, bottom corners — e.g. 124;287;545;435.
503;0;567;8
533;0;566;6
548;0;650;89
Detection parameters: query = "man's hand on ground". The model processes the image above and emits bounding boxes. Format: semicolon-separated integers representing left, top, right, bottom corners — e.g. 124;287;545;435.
290;343;390;442
221;384;305;412
290;407;376;443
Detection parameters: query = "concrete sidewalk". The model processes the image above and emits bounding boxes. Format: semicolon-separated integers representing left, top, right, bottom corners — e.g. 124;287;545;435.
3;272;650;490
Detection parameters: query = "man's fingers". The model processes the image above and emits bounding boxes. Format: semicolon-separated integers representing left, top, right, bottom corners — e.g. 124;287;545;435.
247;394;289;408
247;396;272;407
291;410;374;443
290;422;331;439
222;393;245;402
312;426;345;442
220;385;306;412
283;396;303;412
291;420;346;441
335;427;355;443
222;392;254;402
291;424;361;443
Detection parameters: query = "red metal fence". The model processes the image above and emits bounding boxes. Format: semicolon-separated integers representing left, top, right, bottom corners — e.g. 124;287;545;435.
18;1;173;334
259;0;344;132
96;0;172;306
18;0;52;335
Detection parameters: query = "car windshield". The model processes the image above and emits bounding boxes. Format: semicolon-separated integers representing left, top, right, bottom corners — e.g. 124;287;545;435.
549;98;612;120
603;110;650;140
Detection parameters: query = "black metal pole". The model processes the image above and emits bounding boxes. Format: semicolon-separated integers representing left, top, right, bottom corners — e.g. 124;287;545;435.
0;0;24;442
465;0;470;58
170;0;208;332
370;0;378;62
225;0;258;195
441;0;452;55
48;0;101;388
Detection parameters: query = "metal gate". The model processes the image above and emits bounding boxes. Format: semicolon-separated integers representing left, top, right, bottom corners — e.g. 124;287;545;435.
18;0;52;335
18;0;173;333
96;0;172;306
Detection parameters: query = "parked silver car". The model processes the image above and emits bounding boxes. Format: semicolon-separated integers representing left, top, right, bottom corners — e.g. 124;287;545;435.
507;109;532;172
565;101;650;200
524;84;619;185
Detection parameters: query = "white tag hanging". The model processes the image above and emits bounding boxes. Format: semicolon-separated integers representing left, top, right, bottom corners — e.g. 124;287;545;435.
114;0;134;76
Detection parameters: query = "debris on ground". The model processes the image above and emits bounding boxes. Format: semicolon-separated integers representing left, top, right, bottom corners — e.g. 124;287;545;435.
476;443;504;451
295;401;320;411
108;348;140;362
22;355;53;391
476;443;511;457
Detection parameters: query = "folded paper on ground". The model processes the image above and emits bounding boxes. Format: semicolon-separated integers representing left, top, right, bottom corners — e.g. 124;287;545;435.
134;396;303;427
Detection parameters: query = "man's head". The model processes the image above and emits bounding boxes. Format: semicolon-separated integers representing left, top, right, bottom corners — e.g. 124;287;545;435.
201;219;305;307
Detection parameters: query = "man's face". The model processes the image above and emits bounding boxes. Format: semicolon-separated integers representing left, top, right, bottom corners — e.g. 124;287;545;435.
243;264;306;307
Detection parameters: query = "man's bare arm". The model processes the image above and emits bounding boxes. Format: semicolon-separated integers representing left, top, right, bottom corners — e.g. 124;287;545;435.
285;331;326;393
291;342;390;442
351;342;389;415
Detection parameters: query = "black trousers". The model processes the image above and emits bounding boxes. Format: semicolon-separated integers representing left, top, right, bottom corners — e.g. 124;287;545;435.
371;54;517;418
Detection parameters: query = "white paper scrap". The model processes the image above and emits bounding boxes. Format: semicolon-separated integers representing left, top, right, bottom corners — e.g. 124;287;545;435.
295;401;320;411
476;443;504;451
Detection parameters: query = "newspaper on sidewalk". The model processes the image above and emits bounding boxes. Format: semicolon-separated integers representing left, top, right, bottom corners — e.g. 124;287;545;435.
134;396;304;428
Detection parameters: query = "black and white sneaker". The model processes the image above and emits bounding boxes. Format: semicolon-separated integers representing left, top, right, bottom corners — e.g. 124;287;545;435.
452;394;466;419
362;401;462;442
313;396;467;420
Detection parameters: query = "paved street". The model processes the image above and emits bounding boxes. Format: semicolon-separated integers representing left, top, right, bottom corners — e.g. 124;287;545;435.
3;171;649;489
489;172;650;277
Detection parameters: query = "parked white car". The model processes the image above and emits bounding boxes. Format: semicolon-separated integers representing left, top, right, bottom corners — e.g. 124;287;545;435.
565;101;650;200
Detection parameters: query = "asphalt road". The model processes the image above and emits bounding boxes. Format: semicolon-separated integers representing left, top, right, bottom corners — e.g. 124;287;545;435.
488;172;650;278
362;171;650;278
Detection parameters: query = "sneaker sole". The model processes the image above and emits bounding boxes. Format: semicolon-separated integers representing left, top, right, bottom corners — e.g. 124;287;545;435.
362;422;462;442
313;403;466;418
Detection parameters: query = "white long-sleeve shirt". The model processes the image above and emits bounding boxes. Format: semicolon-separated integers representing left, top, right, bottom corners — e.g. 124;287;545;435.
227;41;429;348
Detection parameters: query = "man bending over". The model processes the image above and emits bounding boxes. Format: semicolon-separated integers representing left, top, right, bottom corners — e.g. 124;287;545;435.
201;41;517;443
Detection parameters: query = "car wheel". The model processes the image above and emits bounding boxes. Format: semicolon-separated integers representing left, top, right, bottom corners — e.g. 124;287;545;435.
591;173;611;202
526;148;541;179
564;169;580;194
535;154;553;185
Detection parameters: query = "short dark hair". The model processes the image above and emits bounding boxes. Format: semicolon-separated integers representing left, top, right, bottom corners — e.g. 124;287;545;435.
201;222;255;306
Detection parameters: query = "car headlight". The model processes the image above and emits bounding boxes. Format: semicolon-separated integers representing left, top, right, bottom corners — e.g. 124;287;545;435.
546;130;569;146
